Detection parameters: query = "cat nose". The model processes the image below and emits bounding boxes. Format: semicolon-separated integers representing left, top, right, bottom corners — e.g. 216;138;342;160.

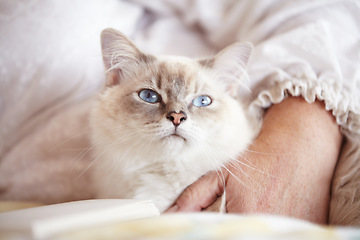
166;111;187;126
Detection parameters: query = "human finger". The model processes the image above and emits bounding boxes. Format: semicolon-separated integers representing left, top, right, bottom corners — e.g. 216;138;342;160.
165;171;226;212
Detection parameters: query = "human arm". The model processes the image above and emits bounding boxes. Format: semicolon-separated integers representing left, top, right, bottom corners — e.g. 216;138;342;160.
167;96;343;224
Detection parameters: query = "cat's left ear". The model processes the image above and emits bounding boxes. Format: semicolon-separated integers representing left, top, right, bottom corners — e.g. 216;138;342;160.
206;42;253;97
101;28;153;87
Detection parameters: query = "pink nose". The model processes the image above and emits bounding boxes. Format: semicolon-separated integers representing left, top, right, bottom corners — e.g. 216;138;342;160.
166;111;187;126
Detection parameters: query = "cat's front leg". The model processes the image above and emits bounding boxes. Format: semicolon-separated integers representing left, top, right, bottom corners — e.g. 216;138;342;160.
133;174;189;212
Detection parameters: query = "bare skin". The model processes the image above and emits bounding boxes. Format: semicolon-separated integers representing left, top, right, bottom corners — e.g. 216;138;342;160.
167;97;343;224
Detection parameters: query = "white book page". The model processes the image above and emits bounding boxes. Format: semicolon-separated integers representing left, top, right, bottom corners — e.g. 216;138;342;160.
0;199;159;239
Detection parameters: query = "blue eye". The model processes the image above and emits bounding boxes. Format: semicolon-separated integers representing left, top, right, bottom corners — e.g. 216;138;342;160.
139;89;161;103
192;95;212;107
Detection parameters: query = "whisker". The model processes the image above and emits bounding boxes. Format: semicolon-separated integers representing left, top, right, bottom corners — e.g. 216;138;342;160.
48;131;87;153
68;145;93;174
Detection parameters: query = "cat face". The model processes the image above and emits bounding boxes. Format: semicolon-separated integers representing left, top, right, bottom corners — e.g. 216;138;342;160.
91;29;254;169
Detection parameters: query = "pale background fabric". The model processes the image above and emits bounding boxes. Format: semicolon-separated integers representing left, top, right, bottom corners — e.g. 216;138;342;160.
0;0;359;226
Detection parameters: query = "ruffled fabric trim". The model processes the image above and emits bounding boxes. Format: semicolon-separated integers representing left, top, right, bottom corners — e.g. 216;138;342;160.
250;78;360;137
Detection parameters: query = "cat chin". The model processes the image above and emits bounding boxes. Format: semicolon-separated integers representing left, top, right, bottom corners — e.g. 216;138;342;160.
161;135;187;152
162;133;186;142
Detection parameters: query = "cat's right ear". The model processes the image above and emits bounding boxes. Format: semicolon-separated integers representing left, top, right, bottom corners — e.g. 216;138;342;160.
101;28;149;87
206;42;253;97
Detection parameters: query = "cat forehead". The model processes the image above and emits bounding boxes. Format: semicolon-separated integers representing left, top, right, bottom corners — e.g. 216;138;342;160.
155;55;199;75
126;54;217;99
142;56;200;91
149;55;206;90
157;55;193;64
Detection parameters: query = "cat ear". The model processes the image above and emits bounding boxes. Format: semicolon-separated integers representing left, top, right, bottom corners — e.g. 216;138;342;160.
209;42;253;96
101;28;152;87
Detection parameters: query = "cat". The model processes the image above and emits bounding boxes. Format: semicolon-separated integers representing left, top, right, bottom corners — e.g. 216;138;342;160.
90;28;260;212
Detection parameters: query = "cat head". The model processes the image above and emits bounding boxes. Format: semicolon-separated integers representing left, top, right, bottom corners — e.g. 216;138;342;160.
91;28;254;170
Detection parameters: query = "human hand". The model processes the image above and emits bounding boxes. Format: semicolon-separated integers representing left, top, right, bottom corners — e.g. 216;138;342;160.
166;97;343;224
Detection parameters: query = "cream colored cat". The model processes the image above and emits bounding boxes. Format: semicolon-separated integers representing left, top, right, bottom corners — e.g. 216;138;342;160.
91;28;260;212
